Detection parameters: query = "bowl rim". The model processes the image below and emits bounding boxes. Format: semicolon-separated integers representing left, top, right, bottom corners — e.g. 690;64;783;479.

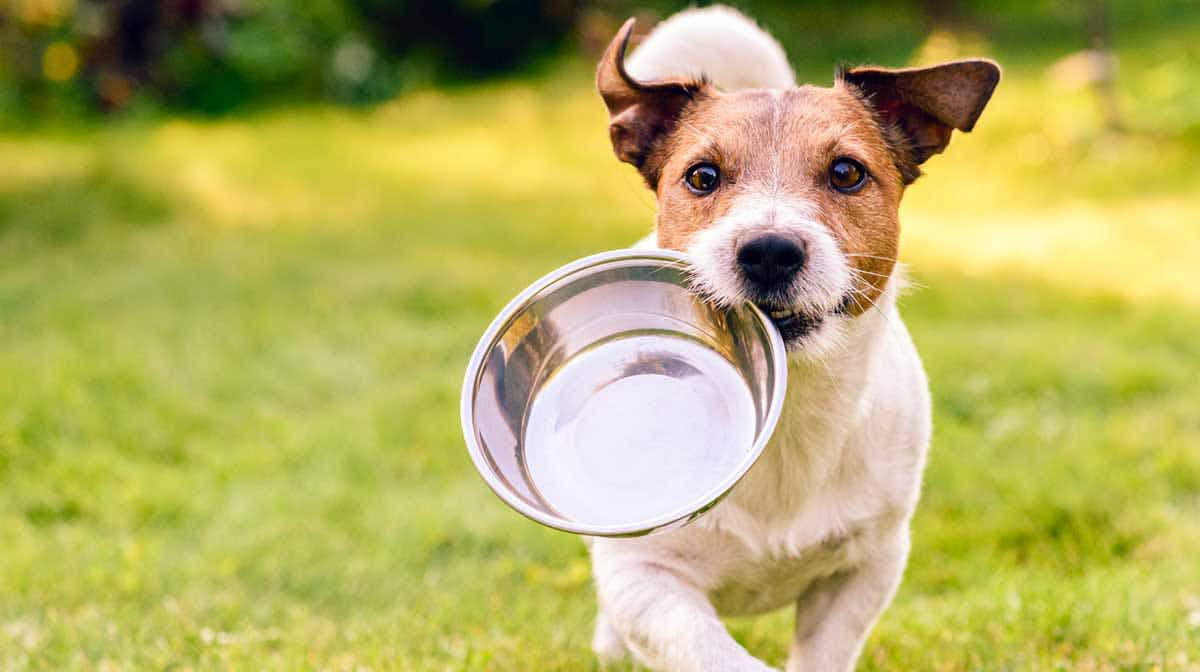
460;248;788;536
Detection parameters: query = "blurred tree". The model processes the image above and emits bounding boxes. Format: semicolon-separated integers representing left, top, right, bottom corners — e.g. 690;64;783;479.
0;0;582;117
349;0;580;79
0;0;1162;120
84;0;235;110
0;0;380;116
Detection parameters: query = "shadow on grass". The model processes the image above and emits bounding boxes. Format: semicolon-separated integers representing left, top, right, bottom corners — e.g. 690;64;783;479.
0;162;171;248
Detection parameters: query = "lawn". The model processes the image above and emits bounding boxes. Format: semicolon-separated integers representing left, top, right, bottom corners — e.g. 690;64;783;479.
2;9;1200;671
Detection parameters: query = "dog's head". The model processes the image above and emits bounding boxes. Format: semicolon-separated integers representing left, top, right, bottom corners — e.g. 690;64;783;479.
597;19;999;355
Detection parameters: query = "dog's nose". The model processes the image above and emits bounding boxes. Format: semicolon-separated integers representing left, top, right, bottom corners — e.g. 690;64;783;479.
737;235;806;289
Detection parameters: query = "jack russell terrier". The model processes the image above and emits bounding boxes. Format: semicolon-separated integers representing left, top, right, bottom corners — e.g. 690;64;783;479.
586;6;999;671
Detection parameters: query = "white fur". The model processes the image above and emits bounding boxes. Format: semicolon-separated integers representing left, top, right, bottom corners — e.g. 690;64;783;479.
590;8;933;672
625;5;796;91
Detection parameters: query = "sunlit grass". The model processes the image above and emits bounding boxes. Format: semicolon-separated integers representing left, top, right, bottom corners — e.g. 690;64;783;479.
1;19;1199;670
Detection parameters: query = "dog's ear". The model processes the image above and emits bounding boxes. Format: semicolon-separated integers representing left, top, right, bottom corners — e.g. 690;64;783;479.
842;59;1000;182
597;18;710;187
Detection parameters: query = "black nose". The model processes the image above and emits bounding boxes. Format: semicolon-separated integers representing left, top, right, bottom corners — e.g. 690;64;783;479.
737;235;806;289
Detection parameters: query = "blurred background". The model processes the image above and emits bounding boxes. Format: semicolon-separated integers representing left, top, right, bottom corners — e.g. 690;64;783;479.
1;1;1198;669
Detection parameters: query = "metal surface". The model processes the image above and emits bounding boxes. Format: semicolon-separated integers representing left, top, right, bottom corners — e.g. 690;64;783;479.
461;249;787;537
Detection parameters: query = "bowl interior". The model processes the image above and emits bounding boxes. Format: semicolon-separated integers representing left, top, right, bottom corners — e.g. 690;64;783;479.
462;250;785;536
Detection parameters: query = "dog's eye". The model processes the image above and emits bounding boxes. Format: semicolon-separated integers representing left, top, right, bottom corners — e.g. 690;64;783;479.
829;158;867;193
684;163;720;195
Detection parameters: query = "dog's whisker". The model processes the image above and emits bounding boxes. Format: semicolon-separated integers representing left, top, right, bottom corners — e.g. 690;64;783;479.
848;265;928;292
846;283;907;353
844;253;900;263
847;268;893;279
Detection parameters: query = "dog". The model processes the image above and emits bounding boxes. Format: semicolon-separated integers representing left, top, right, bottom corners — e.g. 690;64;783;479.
587;6;999;671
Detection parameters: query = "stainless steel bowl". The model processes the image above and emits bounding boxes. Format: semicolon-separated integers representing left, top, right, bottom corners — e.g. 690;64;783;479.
461;249;787;536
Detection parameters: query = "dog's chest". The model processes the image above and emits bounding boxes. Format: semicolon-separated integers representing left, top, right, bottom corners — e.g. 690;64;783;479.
705;518;874;616
695;412;901;616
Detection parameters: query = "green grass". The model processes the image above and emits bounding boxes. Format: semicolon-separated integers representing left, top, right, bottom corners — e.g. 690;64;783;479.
3;16;1200;671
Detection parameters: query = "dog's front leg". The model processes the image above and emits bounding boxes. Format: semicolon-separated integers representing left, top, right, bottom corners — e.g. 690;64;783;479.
786;536;908;672
594;560;776;672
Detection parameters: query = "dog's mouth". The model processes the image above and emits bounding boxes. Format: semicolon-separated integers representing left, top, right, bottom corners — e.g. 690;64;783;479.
756;294;853;344
756;303;824;343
